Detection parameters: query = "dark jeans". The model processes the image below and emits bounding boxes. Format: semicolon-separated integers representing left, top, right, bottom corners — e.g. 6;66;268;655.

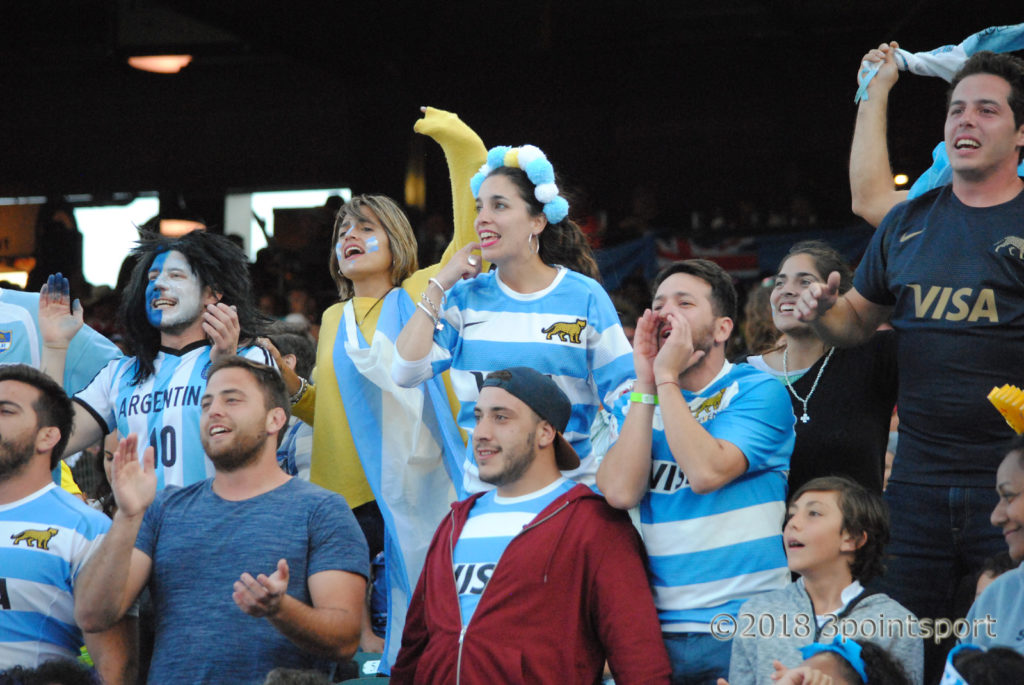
663;632;731;685
871;482;1004;683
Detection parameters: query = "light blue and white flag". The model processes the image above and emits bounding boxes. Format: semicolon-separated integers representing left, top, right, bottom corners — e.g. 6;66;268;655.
333;288;466;671
857;23;1024;102
854;24;1024;197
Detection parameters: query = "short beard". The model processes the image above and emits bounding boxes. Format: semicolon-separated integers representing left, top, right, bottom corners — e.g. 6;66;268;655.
204;432;266;473
0;435;38;482
478;428;537;489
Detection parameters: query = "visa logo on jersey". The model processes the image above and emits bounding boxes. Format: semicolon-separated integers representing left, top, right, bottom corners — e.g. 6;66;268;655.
649;459;689;494
908;284;998;322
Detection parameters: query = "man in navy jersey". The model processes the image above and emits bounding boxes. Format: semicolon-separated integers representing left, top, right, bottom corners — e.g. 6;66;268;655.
72;357;368;683
797;51;1024;679
392;367;669;684
39;230;273;489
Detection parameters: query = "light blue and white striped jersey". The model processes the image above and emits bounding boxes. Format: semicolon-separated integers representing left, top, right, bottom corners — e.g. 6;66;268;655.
0;483;110;667
453;477;575;625
0;289;121;395
612;362;795;633
75;342;274;489
426;267;633;492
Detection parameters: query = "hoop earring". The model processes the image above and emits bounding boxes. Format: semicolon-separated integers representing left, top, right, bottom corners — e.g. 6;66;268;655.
528;233;539;255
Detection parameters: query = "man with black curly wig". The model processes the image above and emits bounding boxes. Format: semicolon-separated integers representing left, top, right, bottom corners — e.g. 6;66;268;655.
39;229;274;488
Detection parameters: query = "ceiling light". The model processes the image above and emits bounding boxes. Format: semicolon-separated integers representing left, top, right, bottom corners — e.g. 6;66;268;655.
160;219;205;236
128;55;193;74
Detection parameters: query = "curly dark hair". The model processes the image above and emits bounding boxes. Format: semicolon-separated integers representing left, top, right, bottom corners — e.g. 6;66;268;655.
852;640;912;685
954;646;1024;684
119;230;270;385
486;166;600;281
791;476;890;584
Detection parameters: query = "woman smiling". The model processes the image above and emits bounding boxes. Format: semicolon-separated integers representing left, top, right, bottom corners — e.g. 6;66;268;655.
393;144;633;493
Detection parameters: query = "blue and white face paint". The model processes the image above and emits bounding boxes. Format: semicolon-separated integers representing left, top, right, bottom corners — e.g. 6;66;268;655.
145;250;205;330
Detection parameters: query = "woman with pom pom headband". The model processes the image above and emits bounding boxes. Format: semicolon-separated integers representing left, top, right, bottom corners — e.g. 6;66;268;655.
394;138;635;494
470;145;570;224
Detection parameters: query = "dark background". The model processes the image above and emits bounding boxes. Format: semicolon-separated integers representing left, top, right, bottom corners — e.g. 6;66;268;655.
1;1;1019;226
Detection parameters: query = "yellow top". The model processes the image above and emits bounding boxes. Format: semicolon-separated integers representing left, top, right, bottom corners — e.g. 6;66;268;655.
293;107;486;508
59;460;83;497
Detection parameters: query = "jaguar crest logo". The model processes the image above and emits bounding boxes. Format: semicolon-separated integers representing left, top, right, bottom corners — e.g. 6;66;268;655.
687;382;739;424
542;319;587;344
994;236;1024;260
10;527;59;550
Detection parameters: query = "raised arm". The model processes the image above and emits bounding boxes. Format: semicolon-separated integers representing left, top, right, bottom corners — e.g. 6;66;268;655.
233;560;366;660
850;41;909;226
794;273;891;347
394;243;480;368
74;435;155;632
39;274;106;453
596;310;658;509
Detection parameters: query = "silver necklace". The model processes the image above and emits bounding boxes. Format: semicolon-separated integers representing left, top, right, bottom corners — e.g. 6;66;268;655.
782;346;835;424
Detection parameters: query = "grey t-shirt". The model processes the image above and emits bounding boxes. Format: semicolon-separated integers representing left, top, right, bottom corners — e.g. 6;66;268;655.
135;477;369;684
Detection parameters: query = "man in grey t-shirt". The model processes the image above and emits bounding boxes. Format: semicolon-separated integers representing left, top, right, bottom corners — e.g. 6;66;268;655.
72;357;369;684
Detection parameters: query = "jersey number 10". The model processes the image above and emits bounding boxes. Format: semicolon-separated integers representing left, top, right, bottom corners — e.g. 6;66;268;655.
149;426;177;467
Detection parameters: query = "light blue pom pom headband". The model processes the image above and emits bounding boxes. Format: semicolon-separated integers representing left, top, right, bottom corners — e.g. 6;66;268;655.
470;144;570;224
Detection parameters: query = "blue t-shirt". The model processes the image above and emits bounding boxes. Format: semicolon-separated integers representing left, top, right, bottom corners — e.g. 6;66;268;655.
854;185;1024;487
424;267;634;492
612;362;794;632
0;484;110;668
135;477;369;684
452;478;575;625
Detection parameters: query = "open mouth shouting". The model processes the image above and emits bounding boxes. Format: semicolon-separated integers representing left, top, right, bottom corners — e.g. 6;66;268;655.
953;135;981;153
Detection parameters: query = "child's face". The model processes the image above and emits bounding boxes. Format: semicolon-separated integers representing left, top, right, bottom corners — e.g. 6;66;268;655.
784;490;861;578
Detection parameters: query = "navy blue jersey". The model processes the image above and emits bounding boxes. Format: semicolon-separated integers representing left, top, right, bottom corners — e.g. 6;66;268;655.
854;185;1024;486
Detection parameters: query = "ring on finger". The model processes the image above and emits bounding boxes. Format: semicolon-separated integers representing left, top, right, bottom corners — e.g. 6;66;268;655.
468;256;478;266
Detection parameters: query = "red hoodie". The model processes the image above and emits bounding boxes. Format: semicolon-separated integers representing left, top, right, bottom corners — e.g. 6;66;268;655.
391;483;670;684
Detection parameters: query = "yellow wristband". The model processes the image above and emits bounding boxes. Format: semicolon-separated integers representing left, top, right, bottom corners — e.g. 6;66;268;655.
629;392;658;406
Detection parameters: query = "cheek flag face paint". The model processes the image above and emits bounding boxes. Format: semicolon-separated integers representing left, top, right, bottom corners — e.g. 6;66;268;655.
335;241;345;265
365;236;380;253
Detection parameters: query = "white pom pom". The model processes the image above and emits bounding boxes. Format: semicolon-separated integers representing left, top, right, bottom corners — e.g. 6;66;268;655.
477;163;492;175
517;145;545;168
534;183;559;204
